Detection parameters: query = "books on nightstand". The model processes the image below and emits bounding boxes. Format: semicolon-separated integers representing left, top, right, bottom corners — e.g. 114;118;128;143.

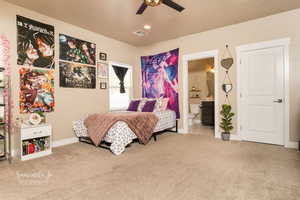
22;137;50;156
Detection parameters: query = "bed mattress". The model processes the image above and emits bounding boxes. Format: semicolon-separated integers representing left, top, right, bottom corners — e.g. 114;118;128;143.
73;110;176;155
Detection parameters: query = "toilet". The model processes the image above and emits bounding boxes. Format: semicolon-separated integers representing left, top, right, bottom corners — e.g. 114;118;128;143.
188;103;200;126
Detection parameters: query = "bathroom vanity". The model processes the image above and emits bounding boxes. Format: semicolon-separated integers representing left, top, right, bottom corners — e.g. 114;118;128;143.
201;101;215;126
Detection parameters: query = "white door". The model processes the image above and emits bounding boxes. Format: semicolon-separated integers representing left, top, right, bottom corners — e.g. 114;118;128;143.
240;46;284;145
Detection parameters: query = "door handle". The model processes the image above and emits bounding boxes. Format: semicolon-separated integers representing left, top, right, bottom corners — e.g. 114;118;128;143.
273;99;283;103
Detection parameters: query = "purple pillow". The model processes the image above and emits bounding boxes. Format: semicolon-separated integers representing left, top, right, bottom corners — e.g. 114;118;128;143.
127;100;140;111
142;100;156;112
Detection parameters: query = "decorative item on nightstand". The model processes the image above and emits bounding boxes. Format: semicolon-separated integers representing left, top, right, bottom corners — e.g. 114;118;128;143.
19;123;52;161
29;111;45;125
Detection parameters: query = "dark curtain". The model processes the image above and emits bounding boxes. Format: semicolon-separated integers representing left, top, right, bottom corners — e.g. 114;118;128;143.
112;65;128;93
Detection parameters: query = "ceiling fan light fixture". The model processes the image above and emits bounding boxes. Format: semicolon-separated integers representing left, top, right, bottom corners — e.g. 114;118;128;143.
145;0;162;7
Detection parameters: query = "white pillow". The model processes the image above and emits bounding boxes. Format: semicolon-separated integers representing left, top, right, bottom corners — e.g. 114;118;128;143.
137;98;147;112
154;96;164;112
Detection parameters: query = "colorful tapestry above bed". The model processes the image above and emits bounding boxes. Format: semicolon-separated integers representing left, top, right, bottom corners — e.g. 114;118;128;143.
141;48;180;118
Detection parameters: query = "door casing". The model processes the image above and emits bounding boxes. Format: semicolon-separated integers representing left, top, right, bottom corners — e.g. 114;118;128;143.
236;38;290;147
182;50;219;137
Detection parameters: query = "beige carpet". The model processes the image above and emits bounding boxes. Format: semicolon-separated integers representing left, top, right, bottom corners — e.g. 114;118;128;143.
0;133;299;200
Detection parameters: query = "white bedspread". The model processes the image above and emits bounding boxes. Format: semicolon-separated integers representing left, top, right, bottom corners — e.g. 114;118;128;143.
73;110;176;155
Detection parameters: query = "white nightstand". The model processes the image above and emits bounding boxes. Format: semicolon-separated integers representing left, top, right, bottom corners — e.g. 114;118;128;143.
19;123;52;161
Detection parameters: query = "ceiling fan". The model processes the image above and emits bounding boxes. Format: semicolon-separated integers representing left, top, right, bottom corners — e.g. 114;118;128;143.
136;0;185;15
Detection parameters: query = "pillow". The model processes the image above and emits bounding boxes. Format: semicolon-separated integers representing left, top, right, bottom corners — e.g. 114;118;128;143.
160;98;169;111
142;100;157;112
154;97;163;112
127;100;140;111
153;97;169;111
137;98;147;111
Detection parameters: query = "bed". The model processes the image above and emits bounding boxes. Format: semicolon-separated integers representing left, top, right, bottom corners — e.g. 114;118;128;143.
73;109;177;155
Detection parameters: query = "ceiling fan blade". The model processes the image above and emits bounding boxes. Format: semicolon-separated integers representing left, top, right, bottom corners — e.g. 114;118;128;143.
136;2;148;15
162;0;185;12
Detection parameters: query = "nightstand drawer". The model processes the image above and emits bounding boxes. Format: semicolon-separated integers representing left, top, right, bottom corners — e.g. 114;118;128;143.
21;125;51;140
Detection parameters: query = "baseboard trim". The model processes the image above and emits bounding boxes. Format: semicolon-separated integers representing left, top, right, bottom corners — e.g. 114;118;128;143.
178;128;188;134
229;134;242;141
285;141;298;149
215;133;242;141
52;137;79;148
215;134;298;149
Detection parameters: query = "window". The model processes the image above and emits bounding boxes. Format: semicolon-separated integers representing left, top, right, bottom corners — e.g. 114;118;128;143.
109;63;132;110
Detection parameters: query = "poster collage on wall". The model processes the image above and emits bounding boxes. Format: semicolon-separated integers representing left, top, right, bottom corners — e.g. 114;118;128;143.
17;15;55;113
16;16;180;117
17;15;106;114
59;34;96;89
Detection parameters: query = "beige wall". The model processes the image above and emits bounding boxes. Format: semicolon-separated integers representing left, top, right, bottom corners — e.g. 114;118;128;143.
0;1;139;148
136;9;300;142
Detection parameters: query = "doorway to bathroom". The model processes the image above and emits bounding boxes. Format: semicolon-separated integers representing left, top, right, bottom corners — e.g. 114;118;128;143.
188;57;215;135
182;50;219;137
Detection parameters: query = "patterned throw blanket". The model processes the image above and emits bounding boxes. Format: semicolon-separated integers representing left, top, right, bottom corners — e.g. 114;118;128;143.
84;112;159;146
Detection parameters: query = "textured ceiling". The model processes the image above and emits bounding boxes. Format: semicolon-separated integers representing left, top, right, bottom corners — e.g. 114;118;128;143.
5;0;300;46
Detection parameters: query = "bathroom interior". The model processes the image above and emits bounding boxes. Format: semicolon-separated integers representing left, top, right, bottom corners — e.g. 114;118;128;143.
188;57;215;135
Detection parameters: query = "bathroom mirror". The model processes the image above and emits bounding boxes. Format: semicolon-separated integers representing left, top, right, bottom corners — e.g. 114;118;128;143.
222;83;233;93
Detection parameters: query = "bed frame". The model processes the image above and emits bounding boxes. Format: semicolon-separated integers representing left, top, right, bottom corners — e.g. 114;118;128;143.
79;120;178;151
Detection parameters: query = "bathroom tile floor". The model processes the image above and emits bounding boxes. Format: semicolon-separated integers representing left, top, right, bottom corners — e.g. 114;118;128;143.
189;123;214;137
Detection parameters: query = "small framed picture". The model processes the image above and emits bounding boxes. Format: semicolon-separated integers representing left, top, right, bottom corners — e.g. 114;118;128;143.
99;52;107;61
0;90;4;105
0;106;4;123
97;62;108;78
100;82;107;89
0;70;4;88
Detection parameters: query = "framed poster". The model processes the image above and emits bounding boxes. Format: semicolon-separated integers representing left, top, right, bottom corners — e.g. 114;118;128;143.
59;34;96;65
17;15;55;69
19;68;55;113
59;61;96;89
97;62;108;78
